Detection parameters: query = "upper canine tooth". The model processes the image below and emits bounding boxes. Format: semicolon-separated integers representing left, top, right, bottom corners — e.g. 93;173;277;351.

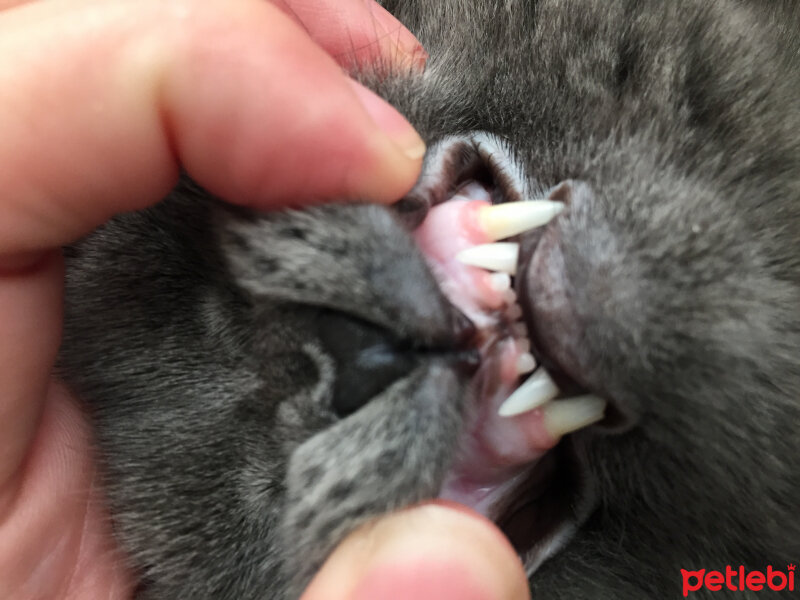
498;368;560;417
541;395;606;438
456;243;519;275
480;200;565;241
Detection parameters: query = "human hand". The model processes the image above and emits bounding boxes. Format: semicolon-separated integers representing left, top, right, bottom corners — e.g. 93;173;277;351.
0;1;529;598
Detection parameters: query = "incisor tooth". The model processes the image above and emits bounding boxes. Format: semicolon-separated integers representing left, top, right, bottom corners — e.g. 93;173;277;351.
480;200;565;241
542;395;606;438
516;352;536;375
506;303;523;320
456;243;519;275
498;368;560;417
502;288;518;305
487;272;511;292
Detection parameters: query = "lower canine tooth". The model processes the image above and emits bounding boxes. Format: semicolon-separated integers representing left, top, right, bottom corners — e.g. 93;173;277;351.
498;368;560;416
542;395;606;438
456;242;519;275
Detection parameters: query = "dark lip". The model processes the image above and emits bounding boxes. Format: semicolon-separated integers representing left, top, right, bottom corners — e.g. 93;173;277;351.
514;230;585;393
514;229;629;430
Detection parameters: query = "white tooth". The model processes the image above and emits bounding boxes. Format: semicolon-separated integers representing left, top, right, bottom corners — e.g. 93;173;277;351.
542;395;606;438
516;352;537;375
502;288;518;305
487;272;511;293
459;182;492;202
480;200;565;241
506;303;523;320
498;368;560;417
456;243;519;275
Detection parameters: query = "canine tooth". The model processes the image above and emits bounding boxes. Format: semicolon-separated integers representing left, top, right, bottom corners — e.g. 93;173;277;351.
516;352;536;375
498;368;560;417
456;243;519;275
480;200;565;241
542;395;606;438
487;273;511;292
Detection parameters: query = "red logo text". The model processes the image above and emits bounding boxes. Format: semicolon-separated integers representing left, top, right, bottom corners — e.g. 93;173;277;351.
681;565;796;596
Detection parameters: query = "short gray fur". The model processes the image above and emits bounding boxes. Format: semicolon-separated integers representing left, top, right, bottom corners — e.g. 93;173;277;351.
59;1;800;598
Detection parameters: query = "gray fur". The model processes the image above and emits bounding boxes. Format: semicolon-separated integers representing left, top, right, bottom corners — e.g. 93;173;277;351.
59;1;800;598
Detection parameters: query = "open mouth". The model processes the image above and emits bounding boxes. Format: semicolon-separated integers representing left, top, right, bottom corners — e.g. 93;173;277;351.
403;133;608;568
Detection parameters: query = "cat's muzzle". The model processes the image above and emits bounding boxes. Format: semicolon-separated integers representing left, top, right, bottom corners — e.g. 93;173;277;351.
400;132;613;569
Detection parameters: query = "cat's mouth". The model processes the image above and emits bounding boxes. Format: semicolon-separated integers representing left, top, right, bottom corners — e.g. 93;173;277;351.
404;133;609;569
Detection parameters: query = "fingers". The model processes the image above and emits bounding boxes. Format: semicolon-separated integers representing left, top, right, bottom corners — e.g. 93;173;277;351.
302;504;532;600
0;385;134;599
0;0;424;499
272;0;427;69
0;255;63;504
0;0;425;257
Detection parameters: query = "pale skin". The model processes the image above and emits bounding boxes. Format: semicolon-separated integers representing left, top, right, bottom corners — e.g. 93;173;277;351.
0;1;530;598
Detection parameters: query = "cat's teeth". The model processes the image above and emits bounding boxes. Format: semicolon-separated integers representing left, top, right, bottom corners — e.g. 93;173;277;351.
506;303;523;320
487;272;512;292
456;243;519;275
502;288;518;305
480;200;565;241
516;352;537;375
542;395;606;438
498;368;560;416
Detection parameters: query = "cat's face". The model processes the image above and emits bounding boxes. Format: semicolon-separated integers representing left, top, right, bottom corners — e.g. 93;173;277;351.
60;1;800;598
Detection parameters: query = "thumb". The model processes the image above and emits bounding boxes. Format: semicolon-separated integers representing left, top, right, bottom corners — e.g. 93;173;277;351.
301;503;531;600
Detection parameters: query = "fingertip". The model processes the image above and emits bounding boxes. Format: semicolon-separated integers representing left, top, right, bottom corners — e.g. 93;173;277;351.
157;1;423;208
343;79;425;203
302;504;530;600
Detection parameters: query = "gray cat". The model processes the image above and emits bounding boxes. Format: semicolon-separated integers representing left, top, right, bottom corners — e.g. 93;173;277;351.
58;1;800;598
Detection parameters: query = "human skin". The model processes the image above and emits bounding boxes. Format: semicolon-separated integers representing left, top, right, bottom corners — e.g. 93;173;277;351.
0;1;529;599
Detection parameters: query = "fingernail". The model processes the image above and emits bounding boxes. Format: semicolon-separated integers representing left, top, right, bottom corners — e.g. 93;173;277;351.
349;80;426;160
366;1;429;69
353;560;495;600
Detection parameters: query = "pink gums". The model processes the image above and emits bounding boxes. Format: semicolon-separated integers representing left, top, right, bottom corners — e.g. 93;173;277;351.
412;188;559;517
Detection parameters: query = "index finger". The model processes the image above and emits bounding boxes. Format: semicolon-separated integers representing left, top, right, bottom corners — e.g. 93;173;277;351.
0;0;425;256
0;0;425;498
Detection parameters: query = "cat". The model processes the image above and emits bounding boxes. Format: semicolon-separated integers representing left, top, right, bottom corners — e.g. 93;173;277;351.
58;1;800;598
